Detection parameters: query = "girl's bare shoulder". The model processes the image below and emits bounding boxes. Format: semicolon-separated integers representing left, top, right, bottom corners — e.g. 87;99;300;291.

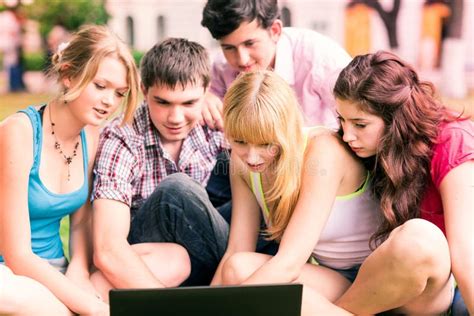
0;113;33;145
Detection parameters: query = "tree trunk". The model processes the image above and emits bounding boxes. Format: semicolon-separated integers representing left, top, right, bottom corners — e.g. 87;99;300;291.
446;0;463;38
364;0;401;49
441;0;466;98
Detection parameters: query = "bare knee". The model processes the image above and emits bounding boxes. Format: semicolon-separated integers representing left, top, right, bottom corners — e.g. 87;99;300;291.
0;265;17;313
383;219;450;285
222;252;261;285
131;242;191;286
0;271;70;315
388;219;449;265
165;244;191;286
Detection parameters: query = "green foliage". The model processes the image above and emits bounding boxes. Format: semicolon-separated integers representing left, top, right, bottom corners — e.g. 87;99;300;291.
24;0;110;37
60;216;70;260
133;50;145;67
23;52;47;71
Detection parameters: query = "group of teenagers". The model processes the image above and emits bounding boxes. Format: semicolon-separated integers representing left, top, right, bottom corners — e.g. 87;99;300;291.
0;0;472;315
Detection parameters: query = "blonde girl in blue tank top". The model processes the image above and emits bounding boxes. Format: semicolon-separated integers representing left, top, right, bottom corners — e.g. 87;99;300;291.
211;70;380;315
0;25;138;315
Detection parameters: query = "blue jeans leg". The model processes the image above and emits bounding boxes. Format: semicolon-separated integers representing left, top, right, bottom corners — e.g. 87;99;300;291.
206;152;232;208
216;200;232;224
9;63;24;92
129;173;229;286
451;286;469;316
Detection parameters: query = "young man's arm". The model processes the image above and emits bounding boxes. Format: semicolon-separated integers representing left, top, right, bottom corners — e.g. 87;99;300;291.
91;118;165;289
92;198;165;288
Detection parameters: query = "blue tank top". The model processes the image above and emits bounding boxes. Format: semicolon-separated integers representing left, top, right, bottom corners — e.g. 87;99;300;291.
0;106;89;261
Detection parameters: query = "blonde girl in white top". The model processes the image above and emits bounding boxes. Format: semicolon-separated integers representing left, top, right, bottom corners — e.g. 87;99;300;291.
211;70;380;315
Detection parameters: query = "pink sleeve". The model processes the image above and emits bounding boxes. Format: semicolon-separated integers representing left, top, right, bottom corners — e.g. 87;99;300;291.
209;52;230;101
431;122;474;188
209;62;226;100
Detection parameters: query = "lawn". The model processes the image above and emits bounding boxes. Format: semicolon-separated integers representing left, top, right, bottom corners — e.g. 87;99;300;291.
0;92;51;118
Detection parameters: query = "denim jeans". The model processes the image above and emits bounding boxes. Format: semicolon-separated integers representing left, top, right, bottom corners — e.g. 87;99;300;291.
129;173;229;286
451;286;469;316
206;152;232;209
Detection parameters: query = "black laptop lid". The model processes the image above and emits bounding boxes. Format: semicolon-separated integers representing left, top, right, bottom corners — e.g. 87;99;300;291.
110;283;302;316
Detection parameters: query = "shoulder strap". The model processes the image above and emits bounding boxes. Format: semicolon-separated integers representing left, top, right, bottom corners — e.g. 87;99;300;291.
79;128;89;177
250;171;270;225
18;106;43;167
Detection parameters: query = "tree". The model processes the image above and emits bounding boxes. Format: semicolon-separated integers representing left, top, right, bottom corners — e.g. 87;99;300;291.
24;0;109;37
364;0;401;49
349;0;401;49
440;0;466;98
445;0;463;38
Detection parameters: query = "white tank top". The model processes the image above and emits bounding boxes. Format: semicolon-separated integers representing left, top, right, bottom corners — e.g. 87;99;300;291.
249;130;380;269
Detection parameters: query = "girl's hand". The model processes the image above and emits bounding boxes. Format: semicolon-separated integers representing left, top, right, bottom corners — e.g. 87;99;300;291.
66;270;102;299
82;298;109;316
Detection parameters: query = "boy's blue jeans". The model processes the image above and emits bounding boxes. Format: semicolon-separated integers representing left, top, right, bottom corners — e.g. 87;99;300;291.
128;173;229;286
452;287;469;316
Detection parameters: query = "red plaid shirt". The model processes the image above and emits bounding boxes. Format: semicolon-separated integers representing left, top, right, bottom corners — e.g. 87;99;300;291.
92;103;228;213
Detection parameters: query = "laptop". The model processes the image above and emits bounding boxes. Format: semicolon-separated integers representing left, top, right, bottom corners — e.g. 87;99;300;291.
110;283;302;316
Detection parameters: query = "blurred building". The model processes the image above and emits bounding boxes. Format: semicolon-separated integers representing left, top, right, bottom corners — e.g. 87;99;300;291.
2;0;472;66
106;0;216;52
2;0;473;94
106;0;473;66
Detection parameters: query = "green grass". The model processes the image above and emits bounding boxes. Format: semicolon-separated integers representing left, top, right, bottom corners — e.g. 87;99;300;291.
60;217;70;259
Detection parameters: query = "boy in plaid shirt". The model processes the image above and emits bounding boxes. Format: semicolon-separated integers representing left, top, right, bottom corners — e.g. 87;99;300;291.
91;38;229;298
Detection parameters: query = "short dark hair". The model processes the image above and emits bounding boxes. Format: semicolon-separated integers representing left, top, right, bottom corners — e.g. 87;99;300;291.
201;0;280;39
140;38;210;91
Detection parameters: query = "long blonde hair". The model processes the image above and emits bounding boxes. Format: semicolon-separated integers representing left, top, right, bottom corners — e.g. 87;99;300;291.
223;70;305;241
48;24;139;124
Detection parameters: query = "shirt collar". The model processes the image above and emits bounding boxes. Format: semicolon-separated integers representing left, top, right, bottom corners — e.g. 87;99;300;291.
141;102;205;164
273;29;295;85
140;102;162;150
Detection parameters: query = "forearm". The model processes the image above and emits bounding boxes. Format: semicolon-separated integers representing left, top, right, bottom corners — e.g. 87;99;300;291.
244;233;314;285
243;255;300;285
452;258;474;313
68;224;93;278
94;241;164;289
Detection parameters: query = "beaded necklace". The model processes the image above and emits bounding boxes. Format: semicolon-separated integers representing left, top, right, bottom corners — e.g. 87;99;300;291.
48;104;80;181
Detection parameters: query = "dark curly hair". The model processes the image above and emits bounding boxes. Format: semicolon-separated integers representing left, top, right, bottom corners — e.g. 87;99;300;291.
334;50;460;246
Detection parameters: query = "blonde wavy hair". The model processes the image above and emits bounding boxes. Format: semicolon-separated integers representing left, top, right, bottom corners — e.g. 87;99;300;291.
223;70;305;241
48;24;139;124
